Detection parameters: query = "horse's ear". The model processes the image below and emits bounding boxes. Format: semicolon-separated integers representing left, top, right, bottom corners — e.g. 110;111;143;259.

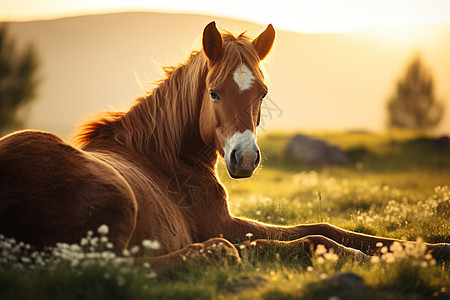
252;24;275;60
202;21;223;62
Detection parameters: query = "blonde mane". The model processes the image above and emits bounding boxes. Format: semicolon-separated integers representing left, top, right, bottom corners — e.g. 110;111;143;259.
73;31;264;169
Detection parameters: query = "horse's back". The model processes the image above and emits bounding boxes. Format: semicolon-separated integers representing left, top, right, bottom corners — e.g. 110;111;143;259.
0;130;137;250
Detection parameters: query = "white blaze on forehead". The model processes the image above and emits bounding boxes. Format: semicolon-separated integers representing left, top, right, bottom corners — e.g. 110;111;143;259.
233;64;255;92
224;129;257;158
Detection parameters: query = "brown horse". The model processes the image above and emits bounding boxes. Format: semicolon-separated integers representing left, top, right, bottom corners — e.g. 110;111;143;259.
0;22;448;270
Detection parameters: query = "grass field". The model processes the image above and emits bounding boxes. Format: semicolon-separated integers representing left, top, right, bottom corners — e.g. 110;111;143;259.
1;131;449;300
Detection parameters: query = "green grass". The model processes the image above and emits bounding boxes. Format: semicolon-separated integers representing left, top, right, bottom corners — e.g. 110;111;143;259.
1;131;449;300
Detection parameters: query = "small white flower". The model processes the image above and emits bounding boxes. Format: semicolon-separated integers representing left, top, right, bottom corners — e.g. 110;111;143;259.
315;244;327;256
130;245;140;254
97;225;109;236
370;256;380;264
21;257;31;263
70;244;81;252
142;240;160;250
90;237;99;247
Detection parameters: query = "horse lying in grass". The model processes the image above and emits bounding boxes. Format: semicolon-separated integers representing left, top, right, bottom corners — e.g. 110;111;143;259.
0;22;448;271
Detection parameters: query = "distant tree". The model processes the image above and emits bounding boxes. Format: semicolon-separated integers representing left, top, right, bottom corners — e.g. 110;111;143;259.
387;55;444;131
0;24;39;135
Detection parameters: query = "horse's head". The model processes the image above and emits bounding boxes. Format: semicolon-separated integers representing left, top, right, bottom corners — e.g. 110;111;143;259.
199;22;275;179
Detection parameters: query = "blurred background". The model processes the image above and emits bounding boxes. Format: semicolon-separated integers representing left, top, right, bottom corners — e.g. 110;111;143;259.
0;0;449;139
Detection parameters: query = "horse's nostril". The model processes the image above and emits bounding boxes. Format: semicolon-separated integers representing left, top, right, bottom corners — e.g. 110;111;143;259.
254;149;261;167
230;149;238;166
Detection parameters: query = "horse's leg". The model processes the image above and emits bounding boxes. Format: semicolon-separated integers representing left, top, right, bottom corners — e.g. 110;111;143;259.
289;223;450;256
225;218;449;257
237;236;369;260
134;238;240;273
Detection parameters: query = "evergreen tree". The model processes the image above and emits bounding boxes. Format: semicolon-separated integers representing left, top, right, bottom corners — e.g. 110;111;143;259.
0;25;39;135
387;55;444;131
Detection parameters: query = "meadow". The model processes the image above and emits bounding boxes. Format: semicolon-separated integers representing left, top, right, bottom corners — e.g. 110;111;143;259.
1;131;449;300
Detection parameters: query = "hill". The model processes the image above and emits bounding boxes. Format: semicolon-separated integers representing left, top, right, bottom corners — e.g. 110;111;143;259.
5;12;450;138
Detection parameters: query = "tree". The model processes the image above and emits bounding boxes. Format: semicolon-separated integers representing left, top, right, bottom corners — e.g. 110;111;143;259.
0;24;39;135
387;54;444;131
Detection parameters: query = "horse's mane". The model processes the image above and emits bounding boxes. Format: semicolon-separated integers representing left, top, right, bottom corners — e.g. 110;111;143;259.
73;31;264;169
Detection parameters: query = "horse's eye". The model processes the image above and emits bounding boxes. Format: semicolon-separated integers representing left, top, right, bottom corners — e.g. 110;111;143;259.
261;92;267;101
209;90;220;101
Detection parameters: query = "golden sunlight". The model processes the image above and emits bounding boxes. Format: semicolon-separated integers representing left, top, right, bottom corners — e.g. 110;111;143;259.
1;0;449;33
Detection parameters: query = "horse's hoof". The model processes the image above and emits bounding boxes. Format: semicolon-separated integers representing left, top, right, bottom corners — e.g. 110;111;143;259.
201;238;242;265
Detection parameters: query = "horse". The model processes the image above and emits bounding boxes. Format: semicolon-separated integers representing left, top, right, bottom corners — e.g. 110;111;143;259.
0;22;448;271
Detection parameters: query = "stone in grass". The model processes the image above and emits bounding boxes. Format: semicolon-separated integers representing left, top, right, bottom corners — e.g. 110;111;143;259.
285;134;350;165
323;272;364;290
322;272;365;299
226;276;268;293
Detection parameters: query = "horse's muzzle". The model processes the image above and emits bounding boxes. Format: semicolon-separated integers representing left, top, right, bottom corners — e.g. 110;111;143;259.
226;148;260;178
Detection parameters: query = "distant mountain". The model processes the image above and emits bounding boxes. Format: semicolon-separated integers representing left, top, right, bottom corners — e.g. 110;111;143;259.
5;12;450;138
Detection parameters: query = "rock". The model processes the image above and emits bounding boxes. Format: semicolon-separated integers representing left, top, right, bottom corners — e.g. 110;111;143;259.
226;275;268;293
323;272;364;291
285;134;350;165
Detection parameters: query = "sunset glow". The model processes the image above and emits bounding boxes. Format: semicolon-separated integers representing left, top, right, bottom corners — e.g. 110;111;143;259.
1;0;449;33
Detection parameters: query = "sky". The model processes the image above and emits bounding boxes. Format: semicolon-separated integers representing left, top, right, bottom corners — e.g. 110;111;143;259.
1;0;449;33
1;0;449;135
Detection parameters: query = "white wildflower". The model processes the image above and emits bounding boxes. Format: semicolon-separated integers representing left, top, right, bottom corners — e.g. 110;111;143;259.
323;250;338;262
130;245;140;254
90;237;99;247
370;256;380;264
315;244;327;256
97;224;109;236
21;256;31;263
142;239;160;250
